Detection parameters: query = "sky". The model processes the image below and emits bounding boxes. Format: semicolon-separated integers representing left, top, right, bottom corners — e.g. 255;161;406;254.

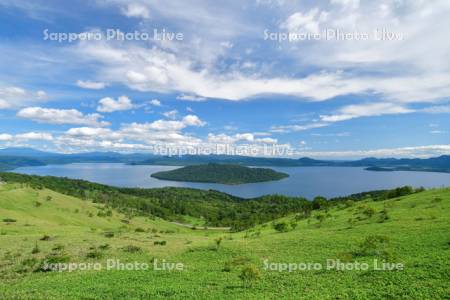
0;0;449;159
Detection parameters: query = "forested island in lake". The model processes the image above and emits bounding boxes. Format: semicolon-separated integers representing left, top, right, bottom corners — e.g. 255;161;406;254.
150;163;289;184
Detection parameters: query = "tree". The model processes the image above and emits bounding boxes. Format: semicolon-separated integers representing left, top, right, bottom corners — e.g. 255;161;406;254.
312;196;328;210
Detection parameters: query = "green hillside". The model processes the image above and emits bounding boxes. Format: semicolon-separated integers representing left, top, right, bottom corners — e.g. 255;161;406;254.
0;180;448;299
151;163;289;184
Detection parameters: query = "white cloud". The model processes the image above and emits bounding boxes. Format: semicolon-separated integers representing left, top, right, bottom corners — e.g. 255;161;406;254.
281;8;328;34
422;105;450;114
97;96;134;113
15;132;53;141
76;80;107;90
148;99;161;106
176;94;207;101
121;3;150;19
207;132;275;144
271;123;328;133
0;86;47;109
0;134;13;141
182;115;205;127
17;107;110;127
162;110;178;119
220;41;233;49
320;103;414;123
296;144;450;159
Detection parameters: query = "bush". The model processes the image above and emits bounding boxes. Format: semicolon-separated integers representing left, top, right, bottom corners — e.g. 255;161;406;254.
154;240;167;246
86;249;103;259
215;237;223;251
17;258;39;273
222;261;232;272
52;244;65;251
33;201;42;207
378;209;390;223
40;235;51;241
362;207;376;218
122;245;142;253
99;244;110;250
37;252;71;272
239;265;261;287
357;235;390;256
312;196;328;210
2;218;16;223
134;227;145;233
273;222;289;232
103;231;115;238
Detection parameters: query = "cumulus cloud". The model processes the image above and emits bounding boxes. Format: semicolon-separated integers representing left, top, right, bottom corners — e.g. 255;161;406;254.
17;107;110;127
15;132;53;141
0;133;13;141
97;96;134;113
54;113;207;152
0;86;47;109
76;80;107;90
181;115;205;127
148;99;161;106
207;132;276;144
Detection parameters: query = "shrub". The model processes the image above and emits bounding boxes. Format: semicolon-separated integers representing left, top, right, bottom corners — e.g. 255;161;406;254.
362;207;376;219
103;231;115;238
239;265;261;287
37;252;71;272
378;209;390;223
40;235;51;241
46;196;52;201
215;237;223;251
86;249;103;259
2;218;16;223
154;241;167;246
52;244;64;251
312;196;328;210
17;258;39;273
357;235;390;256
99;244;110;250
273;222;289;232
432;197;442;203
33;201;42;207
122;245;142;253
315;214;327;226
222;261;232;272
134;227;145;233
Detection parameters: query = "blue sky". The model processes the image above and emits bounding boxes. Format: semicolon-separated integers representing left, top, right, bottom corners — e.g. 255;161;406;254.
0;0;449;159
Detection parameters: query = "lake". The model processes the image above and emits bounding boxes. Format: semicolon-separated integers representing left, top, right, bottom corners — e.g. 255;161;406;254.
14;163;450;199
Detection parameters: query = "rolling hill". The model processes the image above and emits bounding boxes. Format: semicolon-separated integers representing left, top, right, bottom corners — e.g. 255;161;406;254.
0;179;448;299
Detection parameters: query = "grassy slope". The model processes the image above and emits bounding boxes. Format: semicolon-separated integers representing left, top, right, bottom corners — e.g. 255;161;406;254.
0;183;449;299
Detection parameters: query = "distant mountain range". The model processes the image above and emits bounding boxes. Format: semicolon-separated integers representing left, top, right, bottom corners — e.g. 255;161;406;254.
0;147;449;173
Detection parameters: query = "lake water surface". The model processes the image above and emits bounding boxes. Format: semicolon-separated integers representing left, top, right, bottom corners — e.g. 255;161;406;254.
14;163;450;199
